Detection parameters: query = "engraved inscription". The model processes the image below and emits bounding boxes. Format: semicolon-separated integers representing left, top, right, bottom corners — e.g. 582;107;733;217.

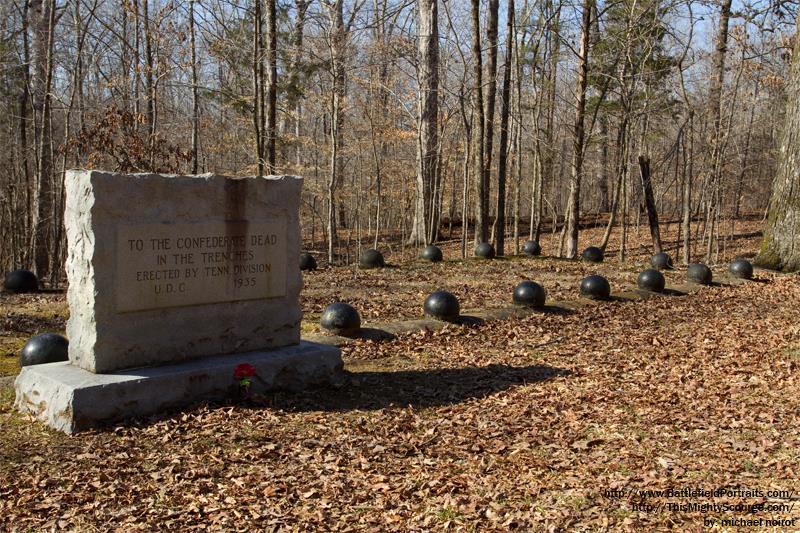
116;221;287;312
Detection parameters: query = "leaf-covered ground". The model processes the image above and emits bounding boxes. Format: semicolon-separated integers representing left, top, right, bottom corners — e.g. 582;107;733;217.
303;218;764;324
1;264;798;530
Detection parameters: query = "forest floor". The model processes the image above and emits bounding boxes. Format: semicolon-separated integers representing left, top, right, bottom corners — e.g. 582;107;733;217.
2;217;799;530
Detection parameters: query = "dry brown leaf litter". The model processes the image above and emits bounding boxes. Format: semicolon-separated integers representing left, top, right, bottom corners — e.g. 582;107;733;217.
1;270;798;531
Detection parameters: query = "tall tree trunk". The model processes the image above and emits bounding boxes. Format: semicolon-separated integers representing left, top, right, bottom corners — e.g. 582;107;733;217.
266;0;278;172
470;0;486;244
599;117;610;212
494;0;514;255
327;0;346;263
705;0;733;262
253;0;265;176
481;0;500;244
30;0;56;280
600;116;629;251
289;1;310;168
411;0;439;245
756;15;800;271
535;2;560;243
19;0;32;265
190;0;200;174
564;0;592;258
638;155;662;253
142;0;158;167
734;81;758;218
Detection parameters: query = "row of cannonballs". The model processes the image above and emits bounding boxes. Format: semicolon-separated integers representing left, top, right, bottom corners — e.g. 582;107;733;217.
4;249;755;365
317;252;756;337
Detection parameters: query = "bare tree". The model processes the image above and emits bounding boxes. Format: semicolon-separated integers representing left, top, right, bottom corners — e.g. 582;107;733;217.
494;0;514;255
564;0;592;259
410;0;440;245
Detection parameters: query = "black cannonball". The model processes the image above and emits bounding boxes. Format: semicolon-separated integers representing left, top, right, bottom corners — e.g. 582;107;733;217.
299;253;317;271
637;269;666;293
421;244;443;262
512;281;546;308
3;269;38;293
359;249;385;269
20;333;69;367
423;290;460;321
320;302;361;337
687;263;713;285
580;275;611;300
474;242;496;259
650;252;674;270
582;246;604;263
729;259;753;280
523;240;542;256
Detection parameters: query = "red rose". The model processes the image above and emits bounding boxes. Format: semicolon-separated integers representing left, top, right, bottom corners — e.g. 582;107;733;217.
234;363;257;380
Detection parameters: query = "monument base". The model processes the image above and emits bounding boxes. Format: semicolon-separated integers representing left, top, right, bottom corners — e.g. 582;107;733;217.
15;341;343;434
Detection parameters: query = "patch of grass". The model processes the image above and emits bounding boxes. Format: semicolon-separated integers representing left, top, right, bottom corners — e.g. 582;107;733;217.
782;346;800;360
0;354;20;376
300;320;319;335
436;506;461;522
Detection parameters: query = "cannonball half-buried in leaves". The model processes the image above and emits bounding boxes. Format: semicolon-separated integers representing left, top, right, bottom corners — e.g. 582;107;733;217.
728;259;753;280
20;333;69;367
320;302;361;337
687;263;713;285
512;281;546;308
359;249;385;269
299;253;317;271
3;269;38;293
580;275;611;300
522;240;542;256
637;269;666;293
423;290;460;322
581;246;604;263
474;242;496;259
650;252;674;270
420;245;443;262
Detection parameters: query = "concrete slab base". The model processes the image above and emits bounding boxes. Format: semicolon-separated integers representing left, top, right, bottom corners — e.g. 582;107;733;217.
14;341;343;434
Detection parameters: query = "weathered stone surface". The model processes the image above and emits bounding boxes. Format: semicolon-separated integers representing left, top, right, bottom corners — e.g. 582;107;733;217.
20;333;69;367
14;341;343;433
3;269;38;293
65;171;303;373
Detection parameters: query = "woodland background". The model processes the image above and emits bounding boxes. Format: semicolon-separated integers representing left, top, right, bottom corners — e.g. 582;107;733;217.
0;0;795;284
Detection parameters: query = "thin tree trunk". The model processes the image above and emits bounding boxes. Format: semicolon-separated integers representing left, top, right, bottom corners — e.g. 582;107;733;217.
564;0;592;258
265;0;278;172
470;0;486;244
494;0;514;256
190;0;200;174
411;0;439;245
638;155;662;253
30;0;57;280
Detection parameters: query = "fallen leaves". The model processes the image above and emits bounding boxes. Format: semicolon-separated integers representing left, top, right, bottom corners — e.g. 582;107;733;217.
0;227;798;530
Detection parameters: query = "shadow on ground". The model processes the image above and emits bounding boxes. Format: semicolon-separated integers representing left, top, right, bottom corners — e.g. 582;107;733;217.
251;363;570;413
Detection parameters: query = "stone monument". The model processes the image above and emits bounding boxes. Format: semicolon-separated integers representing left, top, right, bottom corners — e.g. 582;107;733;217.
15;171;343;433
